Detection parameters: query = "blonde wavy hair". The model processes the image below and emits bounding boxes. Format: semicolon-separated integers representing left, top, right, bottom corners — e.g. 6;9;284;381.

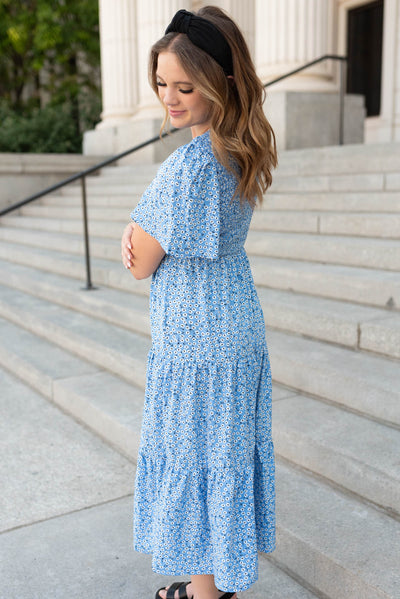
149;6;277;207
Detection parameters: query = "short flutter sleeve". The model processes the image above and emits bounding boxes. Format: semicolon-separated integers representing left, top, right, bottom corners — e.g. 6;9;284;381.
131;156;220;260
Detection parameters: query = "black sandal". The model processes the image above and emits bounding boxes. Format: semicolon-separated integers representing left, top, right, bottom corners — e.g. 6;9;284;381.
155;582;236;599
155;581;191;599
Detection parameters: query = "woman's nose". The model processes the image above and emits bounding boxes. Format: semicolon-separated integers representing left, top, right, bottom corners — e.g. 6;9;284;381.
163;87;178;106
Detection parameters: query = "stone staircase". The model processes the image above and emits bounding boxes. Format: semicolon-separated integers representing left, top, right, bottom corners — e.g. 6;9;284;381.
1;142;400;599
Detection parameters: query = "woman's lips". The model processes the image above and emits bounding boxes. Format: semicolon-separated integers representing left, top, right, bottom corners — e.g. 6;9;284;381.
169;110;185;117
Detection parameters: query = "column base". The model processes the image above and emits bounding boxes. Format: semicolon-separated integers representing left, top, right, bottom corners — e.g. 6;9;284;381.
83;119;191;164
265;91;366;151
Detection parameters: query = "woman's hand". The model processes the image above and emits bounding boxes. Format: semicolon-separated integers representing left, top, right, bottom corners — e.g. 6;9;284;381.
121;222;135;269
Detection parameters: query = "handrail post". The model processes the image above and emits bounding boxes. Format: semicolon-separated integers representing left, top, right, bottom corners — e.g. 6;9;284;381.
81;176;96;290
339;58;347;145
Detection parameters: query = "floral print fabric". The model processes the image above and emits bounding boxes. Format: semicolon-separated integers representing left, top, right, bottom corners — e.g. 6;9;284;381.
131;130;275;593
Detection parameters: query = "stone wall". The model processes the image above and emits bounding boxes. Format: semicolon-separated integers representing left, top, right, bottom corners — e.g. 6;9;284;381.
0;154;106;212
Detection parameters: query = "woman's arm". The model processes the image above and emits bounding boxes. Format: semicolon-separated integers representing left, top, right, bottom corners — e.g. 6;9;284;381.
121;222;166;280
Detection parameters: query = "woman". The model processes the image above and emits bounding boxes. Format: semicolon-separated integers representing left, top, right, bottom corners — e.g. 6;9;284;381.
121;7;277;599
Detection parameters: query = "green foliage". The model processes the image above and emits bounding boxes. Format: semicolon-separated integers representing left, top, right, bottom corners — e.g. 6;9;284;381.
0;0;101;153
0;102;79;153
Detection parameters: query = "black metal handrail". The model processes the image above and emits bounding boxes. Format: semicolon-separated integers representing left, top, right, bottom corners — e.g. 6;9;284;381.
0;54;346;289
0;128;177;289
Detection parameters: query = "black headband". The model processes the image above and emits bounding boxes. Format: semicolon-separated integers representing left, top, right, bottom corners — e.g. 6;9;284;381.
165;9;234;77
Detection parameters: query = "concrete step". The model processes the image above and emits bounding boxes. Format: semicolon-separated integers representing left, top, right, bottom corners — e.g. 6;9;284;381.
0;284;151;389
0;215;125;237
0;227;120;260
19;203;131;221
262;191;400;212
3;216;400;275
318;212;400;238
0;283;398;427
12;205;400;240
0;319;145;463
258;287;400;358
41;189;400;215
40;193;141;207
272;141;400;175
269;172;399;193
100;142;400;177
273;460;400;599
67;166;400;192
58;182;146;195
246;232;400;271
0;317;99;398
27;337;400;517
1;258;398;360
253;210;400;238
0;289;398;518
0;314;291;470
51;170;400;196
268;329;400;427
360;316;400;359
0;366;134;533
0;259;151;335
2;231;400;309
99;164;159;179
273;394;400;515
0;239;150;294
250;255;400;308
0;236;398;309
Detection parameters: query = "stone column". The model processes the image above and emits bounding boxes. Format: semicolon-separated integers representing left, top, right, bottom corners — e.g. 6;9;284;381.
203;0;255;57
375;0;400;142
133;0;191;121
84;0;192;160
255;0;337;90
97;0;139;127
393;0;400;141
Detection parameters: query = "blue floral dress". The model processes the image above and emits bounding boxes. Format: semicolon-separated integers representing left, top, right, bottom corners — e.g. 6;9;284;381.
131;130;275;593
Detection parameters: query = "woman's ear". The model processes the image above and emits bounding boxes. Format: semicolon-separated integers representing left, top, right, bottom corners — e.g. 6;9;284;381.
227;75;236;87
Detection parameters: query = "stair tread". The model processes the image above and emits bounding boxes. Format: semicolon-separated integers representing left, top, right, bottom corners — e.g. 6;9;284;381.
0;216;126;237
246;231;400;270
3;257;399;358
0;317;99;400
0;282;150;355
274;461;400;599
3;224;400;272
273;394;400;513
5;212;400;243
20;204;131;221
262;191;400;212
0;283;150;387
0;238;150;293
250;254;400;308
269;172;387;193
1;295;398;520
268;329;400;425
0;235;399;309
0;282;399;425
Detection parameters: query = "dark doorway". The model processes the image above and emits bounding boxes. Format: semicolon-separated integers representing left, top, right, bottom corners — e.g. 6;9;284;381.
347;0;384;116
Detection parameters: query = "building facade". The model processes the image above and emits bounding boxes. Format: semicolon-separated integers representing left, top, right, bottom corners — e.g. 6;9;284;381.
83;0;400;159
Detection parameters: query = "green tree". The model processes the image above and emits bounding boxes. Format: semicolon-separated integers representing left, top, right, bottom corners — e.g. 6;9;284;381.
0;0;101;152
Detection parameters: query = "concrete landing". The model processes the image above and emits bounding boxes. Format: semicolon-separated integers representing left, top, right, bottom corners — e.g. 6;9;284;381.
0;368;134;532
